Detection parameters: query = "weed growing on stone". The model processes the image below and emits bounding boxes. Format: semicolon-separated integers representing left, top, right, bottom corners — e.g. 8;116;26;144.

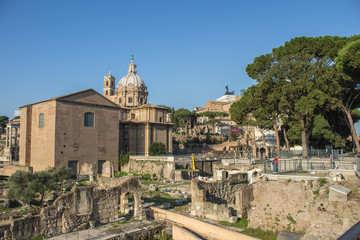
313;190;320;200
242;228;278;240
317;178;328;187
286;214;296;224
27;234;48;240
219;218;248;229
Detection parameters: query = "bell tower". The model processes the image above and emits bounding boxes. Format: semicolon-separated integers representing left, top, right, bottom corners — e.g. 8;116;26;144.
103;70;115;97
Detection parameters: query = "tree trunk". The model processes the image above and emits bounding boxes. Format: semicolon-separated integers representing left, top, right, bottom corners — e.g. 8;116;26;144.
283;126;290;151
272;118;281;156
343;107;360;153
300;117;309;158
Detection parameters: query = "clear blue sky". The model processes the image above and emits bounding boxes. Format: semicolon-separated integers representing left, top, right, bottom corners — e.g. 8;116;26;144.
0;0;359;128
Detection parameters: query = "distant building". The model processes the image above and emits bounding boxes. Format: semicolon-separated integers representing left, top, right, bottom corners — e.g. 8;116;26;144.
17;57;173;174
194;88;277;158
194;92;240;135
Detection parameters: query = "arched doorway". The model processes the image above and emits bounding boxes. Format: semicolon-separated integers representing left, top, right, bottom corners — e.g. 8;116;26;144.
119;191;141;219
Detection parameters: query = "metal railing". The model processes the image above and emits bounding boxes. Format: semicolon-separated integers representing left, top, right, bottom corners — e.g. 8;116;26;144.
269;149;344;160
264;159;303;173
338;220;360;240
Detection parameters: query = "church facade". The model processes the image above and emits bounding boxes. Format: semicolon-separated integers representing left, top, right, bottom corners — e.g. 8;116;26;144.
18;58;173;174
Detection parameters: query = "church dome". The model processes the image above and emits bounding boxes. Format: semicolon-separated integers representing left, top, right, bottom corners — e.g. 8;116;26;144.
117;57;146;89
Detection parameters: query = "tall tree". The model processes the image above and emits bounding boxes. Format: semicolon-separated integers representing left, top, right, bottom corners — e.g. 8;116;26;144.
273;36;349;157
173;108;197;136
246;57;285;155
0;116;9;133
334;39;360;152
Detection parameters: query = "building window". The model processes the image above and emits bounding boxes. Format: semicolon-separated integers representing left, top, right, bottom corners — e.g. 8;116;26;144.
139;98;143;103
159;117;162;122
119;98;121;104
124;132;128;140
128;97;132;103
84;112;94;127
39;113;44;127
106;81;109;86
106;90;108;95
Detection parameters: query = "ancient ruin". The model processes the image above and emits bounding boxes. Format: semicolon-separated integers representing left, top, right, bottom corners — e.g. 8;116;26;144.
0;177;143;239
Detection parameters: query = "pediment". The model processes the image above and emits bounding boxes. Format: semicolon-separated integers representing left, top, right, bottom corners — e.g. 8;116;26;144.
57;89;120;108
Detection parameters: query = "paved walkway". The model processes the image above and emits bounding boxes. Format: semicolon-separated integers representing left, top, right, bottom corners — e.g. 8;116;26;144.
48;220;157;240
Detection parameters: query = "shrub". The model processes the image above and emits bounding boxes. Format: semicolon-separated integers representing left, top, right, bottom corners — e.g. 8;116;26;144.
149;142;166;156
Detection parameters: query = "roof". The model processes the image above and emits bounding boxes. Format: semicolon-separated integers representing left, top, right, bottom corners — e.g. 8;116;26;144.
19;89;121;109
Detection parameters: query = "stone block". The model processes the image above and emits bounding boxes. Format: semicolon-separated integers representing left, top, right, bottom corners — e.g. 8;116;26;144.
329;184;351;202
229;216;238;223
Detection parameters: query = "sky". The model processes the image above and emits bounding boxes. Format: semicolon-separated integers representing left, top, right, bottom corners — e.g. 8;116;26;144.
0;0;360;128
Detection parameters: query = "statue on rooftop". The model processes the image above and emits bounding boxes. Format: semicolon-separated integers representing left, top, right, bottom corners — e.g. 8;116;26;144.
225;85;234;95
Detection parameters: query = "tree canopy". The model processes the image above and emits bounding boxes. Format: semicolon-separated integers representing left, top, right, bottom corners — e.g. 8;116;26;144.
230;35;360;155
7;167;75;207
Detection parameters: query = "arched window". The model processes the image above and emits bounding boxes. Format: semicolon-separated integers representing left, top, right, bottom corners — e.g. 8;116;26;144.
84;112;94;127
106;81;109;86
106;90;108;95
39;113;44;127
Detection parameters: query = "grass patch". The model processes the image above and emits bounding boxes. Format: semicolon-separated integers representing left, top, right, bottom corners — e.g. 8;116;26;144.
27;234;48;240
220;218;248;229
242;228;278;240
317;178;328;187
220;219;277;240
141;179;160;186
118;218;141;224
175;169;194;171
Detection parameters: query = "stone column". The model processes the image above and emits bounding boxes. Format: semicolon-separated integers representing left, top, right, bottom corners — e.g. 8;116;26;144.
14;127;18;146
168;127;173;153
5;125;9;147
9;124;13;147
144;122;150;156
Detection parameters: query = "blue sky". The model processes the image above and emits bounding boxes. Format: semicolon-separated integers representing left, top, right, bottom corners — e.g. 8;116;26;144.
0;0;359;128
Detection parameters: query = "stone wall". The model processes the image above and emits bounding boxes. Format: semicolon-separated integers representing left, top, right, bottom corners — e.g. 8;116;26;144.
0;177;142;240
124;156;175;179
247;180;360;239
191;179;253;220
174;170;200;181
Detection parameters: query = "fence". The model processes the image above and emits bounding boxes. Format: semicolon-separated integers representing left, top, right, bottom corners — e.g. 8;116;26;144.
264;159;303;173
263;158;338;174
269;149;344;160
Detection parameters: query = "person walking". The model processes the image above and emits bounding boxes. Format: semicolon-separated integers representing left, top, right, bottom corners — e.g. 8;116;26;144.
272;158;276;173
265;156;269;172
275;156;279;172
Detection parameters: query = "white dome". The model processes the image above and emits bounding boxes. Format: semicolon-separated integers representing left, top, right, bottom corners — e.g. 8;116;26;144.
216;94;237;103
118;74;145;88
117;57;146;89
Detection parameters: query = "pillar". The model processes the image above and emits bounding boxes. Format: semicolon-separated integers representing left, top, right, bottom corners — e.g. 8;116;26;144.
168;127;173;153
144;122;151;156
14;127;18;146
5;125;9;147
9;124;13;147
